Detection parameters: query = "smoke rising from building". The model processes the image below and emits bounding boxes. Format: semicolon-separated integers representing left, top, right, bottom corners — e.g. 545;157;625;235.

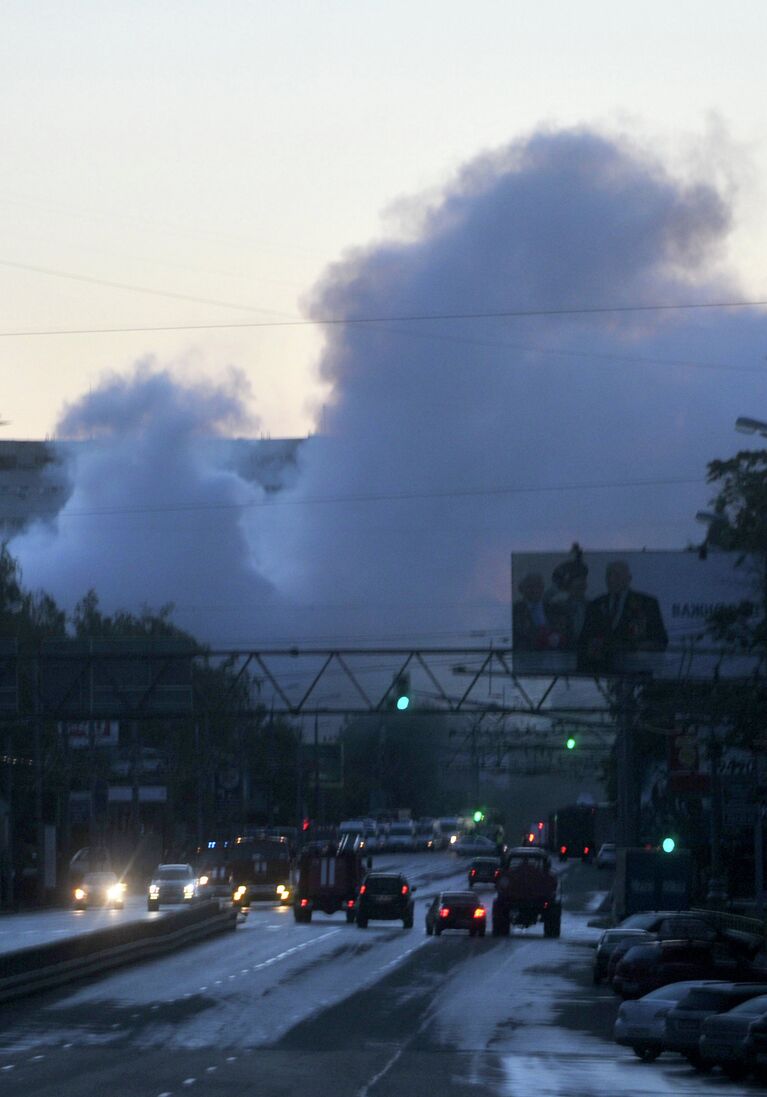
10;128;767;646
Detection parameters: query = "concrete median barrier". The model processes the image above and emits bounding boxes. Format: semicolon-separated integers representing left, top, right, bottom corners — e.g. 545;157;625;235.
0;900;237;1002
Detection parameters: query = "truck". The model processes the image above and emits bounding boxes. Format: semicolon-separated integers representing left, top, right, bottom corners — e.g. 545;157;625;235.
491;846;562;937
548;803;597;861
612;848;693;923
294;837;370;923
195;835;292;907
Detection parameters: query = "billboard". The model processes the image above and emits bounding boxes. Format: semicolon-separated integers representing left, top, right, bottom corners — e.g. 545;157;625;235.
511;549;761;678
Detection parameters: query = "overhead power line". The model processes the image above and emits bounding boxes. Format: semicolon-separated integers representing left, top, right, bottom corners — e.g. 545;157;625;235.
52;472;704;519
1;297;767;339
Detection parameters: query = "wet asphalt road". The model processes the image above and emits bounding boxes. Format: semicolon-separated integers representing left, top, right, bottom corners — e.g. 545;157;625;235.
2;856;754;1096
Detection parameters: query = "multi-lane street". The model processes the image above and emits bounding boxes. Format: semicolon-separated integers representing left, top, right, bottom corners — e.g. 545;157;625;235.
0;853;757;1096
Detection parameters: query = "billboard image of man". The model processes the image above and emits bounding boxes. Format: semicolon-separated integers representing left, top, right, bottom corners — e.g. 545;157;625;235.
578;559;668;671
513;572;569;652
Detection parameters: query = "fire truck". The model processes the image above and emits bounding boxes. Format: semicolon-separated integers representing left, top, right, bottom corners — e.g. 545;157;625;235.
294;836;369;923
196;835;292;907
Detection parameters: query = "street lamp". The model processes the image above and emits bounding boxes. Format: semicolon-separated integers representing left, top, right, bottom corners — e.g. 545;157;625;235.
736;417;767;438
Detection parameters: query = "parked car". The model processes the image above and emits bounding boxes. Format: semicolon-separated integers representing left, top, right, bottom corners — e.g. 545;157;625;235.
614;939;766;1000
72;871;125;910
381;821;417;853
664;983;767;1068
613;979;717;1062
425;891;486;937
147;863;199;911
596;843;616;869
699;992;767;1079
606;912;759;985
468;857;501;887
593;928;653;985
355;873;415;928
744;1010;767;1078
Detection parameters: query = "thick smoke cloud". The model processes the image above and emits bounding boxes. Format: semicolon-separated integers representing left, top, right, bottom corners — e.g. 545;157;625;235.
255;128;767;644
11;128;767;647
13;363;280;640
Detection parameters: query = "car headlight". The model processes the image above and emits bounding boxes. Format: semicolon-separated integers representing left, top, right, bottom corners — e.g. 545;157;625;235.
234;885;247;901
183;883;195;898
449;834;458;844
149;884;160;898
198;875;209;886
106;884;123;902
74;888;86;901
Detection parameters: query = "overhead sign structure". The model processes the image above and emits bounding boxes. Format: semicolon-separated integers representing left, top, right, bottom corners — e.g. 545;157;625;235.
511;549;761;678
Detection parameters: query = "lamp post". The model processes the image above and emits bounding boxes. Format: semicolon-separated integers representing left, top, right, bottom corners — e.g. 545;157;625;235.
735;417;767;438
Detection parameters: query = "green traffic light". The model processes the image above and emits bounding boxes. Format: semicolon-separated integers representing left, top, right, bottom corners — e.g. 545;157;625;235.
662;837;676;853
566;737;576;750
396;696;410;711
473;810;484;824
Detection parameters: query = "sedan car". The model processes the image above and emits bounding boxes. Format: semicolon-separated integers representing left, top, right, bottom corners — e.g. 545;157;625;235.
614;939;766;1000
596;843;616;869
664;983;767;1068
425;892;486;937
613;979;718;1061
593;928;653;985
355;873;415;928
72;871;126;910
468;857;501;887
147;863;199;911
699;993;767;1079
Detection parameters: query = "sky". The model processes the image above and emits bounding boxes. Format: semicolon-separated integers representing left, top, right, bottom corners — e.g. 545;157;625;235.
4;2;767;647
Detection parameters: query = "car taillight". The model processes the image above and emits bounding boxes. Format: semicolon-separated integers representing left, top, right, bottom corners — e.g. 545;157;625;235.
300;899;309;907
401;885;409;895
439;907;450;918
493;869;500;879
470;869;476;876
347;899;355;907
560;845;567;854
584;846;590;855
473;908;485;919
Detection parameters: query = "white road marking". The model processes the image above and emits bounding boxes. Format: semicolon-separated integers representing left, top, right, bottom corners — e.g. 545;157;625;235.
205;1066;217;1073
182;1079;196;1086
1;1064;15;1071
357;1046;404;1097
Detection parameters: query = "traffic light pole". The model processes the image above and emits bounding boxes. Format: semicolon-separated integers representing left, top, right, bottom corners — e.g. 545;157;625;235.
615;680;639;849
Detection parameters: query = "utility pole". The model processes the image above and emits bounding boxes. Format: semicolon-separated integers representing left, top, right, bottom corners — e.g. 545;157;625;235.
615;679;639;848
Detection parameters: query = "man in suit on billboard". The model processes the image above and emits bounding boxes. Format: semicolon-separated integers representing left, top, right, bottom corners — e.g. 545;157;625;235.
578;559;668;671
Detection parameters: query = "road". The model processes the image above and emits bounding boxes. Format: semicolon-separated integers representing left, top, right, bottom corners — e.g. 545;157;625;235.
0;897;166;955
0;853;756;1096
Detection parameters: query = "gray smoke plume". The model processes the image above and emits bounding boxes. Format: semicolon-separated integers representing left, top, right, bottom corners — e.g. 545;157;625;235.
13;362;280;640
11;128;767;647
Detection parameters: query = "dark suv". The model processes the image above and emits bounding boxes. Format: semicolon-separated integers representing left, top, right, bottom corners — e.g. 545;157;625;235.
356;873;415;928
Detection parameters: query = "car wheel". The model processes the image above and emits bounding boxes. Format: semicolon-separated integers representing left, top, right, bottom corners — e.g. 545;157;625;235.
403;917;413;929
426;924;433;936
345;909;356;923
723;1063;747;1081
685;1052;709;1072
631;1045;660;1063
478;927;486;937
469;928;476;938
357;915;368;928
592;970;601;985
435;925;442;936
147;900;159;912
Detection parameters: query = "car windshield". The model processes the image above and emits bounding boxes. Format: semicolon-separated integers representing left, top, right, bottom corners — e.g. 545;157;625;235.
84;872;116;886
157;867;192;880
730;997;767;1015
442;892;476;904
365;876;403;894
642;982;706;1002
679;988;732;1010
